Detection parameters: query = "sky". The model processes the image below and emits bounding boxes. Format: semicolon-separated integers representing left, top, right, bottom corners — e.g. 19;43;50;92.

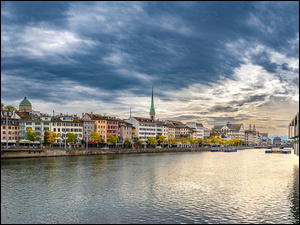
1;1;299;140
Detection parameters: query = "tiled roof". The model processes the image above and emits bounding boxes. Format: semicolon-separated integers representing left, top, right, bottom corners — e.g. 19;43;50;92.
16;111;31;119
51;117;83;123
133;117;156;123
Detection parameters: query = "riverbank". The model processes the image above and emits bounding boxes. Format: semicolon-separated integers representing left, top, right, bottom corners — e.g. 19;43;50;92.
1;146;256;159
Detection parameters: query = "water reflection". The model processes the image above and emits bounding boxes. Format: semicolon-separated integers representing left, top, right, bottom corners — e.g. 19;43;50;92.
1;150;299;224
290;165;299;224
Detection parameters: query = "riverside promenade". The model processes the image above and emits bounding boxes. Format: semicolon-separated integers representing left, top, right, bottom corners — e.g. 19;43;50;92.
1;146;254;159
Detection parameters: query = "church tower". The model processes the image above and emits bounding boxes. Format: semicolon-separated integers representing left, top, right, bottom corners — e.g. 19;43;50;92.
149;87;155;121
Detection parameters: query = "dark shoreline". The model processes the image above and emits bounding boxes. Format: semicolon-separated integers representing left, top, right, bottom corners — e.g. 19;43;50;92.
1;146;257;159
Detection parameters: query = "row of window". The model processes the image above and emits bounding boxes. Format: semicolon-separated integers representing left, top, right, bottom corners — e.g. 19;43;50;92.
53;128;82;132
1;120;18;125
2;126;18;129
107;121;118;124
56;133;83;138
107;130;117;134
108;126;118;129
25;122;50;125
52;122;82;127
2;131;18;135
2;137;19;140
140;128;156;131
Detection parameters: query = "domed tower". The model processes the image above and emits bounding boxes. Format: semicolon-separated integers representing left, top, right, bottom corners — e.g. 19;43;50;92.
19;97;32;112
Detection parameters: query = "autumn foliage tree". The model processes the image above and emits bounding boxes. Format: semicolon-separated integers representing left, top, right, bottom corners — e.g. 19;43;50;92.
89;131;103;148
147;136;157;147
24;128;37;142
44;131;59;148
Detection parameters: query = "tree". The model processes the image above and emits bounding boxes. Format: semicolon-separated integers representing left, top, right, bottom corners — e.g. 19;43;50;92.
4;105;18;112
135;138;143;149
169;137;178;146
232;138;243;146
90;131;103;148
157;135;168;147
124;137;131;148
66;133;77;145
1;103;4;110
45;131;59;148
107;134;119;147
226;139;234;146
195;138;203;147
187;136;195;146
179;137;188;147
147;136;157;147
24;128;37;142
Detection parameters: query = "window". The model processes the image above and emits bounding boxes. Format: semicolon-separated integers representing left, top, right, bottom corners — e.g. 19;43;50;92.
58;128;60;132
3;131;5;134
54;128;56;132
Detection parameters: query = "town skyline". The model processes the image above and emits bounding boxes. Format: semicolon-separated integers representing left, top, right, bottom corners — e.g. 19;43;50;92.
1;2;299;140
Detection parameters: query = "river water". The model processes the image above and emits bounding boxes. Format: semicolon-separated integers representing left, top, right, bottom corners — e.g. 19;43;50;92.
1;149;299;224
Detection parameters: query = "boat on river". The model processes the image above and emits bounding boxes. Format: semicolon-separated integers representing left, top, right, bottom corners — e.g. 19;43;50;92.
265;147;292;154
211;147;237;152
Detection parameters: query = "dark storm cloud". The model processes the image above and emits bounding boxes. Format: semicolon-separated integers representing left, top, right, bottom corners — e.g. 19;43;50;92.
230;94;269;107
1;1;299;108
251;51;278;73
210;106;239;113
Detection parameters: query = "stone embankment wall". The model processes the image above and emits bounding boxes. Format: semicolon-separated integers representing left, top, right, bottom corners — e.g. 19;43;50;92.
1;147;253;159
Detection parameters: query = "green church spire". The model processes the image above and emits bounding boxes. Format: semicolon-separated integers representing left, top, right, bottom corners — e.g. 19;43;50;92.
150;87;155;120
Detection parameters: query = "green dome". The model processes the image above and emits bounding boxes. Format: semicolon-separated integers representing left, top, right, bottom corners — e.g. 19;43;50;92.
20;97;31;105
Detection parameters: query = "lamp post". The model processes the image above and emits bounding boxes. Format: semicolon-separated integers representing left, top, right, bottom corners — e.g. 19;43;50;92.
40;118;43;150
132;133;134;150
5;111;12;149
168;134;169;149
64;122;66;149
86;133;89;150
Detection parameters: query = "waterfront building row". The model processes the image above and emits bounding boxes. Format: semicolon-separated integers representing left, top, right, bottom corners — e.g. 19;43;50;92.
1;96;273;147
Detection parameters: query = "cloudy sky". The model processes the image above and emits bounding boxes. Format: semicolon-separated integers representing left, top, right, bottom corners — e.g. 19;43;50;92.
1;1;299;139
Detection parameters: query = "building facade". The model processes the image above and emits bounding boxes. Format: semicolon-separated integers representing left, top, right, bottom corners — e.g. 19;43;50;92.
273;136;282;146
289;111;299;156
118;120;133;143
1;111;20;146
51;116;83;145
211;122;245;142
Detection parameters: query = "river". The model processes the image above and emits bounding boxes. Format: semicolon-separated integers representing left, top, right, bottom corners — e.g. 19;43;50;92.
1;148;299;224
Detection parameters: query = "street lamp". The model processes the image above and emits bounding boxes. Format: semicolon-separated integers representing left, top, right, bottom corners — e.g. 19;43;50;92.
40;118;43;150
86;133;89;150
4;111;12;149
64;122;67;149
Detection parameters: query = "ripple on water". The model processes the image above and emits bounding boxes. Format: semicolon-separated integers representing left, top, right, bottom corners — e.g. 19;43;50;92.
1;151;299;224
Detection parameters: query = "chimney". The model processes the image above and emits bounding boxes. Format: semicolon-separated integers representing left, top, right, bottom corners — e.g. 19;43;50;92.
82;113;84;118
